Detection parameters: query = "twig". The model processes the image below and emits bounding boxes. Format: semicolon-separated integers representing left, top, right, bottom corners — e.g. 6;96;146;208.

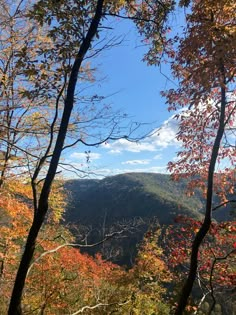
212;199;236;211
208;249;236;315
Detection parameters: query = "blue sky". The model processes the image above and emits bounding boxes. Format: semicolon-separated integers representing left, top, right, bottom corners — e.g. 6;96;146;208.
62;15;183;178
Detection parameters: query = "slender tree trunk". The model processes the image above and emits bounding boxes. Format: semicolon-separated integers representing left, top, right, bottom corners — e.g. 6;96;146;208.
8;1;105;314
0;153;10;188
175;70;226;314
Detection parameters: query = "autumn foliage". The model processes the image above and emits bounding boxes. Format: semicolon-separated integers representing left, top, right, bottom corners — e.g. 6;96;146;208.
0;182;171;314
162;0;236;200
0;0;235;314
166;216;236;289
0;182;235;314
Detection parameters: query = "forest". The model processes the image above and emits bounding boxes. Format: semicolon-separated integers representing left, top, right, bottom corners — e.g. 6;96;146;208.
0;0;235;314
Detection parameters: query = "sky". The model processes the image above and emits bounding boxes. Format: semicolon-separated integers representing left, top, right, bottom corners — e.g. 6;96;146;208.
62;13;184;179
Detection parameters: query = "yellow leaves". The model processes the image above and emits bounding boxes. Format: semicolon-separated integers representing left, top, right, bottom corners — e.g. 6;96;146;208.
178;0;236;85
0;181;33;245
48;181;67;223
0;186;34;302
134;229;172;286
27;111;43;122
6;180;33;200
0;178;171;314
104;0;127;13
37;33;52;45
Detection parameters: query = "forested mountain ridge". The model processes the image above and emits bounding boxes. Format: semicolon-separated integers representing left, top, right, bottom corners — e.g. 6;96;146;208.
64;172;234;226
63;173;235;265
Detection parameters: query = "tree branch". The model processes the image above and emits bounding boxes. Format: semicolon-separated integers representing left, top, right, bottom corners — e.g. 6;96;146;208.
70;300;130;315
27;229;127;277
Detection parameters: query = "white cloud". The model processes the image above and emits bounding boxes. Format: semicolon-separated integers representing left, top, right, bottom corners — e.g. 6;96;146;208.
109;149;122;155
61;158;168;179
86;165;168;178
102;115;180;154
102;138;157;154
150;118;179;148
122;159;151;165
172;155;181;162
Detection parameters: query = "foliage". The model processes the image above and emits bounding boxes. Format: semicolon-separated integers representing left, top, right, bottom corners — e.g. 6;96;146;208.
64;172;205;265
162;0;236;199
161;0;236;313
165;216;236;313
0;0;179;312
125;229;172;315
65;173;205;225
0;180;172;314
0;0;235;313
0;0;63;185
64;172;236;266
0;180;234;314
0;192;32;313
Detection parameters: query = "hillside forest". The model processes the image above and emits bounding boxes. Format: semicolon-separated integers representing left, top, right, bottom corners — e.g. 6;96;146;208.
0;1;235;315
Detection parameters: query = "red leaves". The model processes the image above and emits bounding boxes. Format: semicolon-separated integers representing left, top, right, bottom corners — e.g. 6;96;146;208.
166;217;236;289
162;0;236;200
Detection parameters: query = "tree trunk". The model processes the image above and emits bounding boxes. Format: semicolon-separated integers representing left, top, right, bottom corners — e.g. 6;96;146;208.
8;1;105;313
175;73;226;314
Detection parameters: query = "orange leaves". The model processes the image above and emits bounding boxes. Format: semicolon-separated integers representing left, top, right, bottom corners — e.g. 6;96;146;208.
0;179;172;313
6;181;33;200
25;241;126;313
0;193;32;237
0;189;33;305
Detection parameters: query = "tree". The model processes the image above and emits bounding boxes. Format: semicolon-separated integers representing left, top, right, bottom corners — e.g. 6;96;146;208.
8;1;107;313
0;179;173;314
162;0;236;313
0;180;126;314
0;0;39;187
165;216;236;314
126;228;172;315
0;184;33;314
6;0;176;313
0;180;67;313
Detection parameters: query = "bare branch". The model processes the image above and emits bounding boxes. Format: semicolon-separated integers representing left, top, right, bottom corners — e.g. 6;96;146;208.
70;300;130;315
212;199;236;211
208;249;236;315
27;229;127;277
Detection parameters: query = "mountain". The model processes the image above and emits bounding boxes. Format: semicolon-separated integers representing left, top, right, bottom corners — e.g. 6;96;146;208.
63;172;234;265
64;173;203;224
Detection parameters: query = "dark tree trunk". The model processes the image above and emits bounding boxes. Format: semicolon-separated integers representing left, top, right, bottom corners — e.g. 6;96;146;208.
8;1;105;314
175;77;226;314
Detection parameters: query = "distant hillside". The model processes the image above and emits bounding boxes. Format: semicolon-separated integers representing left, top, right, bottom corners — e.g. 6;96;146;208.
64;173;203;225
63;172;235;265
